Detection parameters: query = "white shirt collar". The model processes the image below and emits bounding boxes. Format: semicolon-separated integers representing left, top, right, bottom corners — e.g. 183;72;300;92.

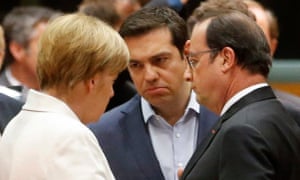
5;67;22;86
0;85;22;100
220;83;268;116
142;91;200;124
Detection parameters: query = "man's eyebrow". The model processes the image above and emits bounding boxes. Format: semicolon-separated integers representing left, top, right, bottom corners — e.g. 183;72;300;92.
150;52;172;59
129;52;172;63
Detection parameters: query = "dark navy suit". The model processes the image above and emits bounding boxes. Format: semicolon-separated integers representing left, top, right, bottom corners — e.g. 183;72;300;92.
89;95;219;180
0;93;23;134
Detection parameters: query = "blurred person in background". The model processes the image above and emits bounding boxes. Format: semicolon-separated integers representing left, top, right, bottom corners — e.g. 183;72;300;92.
0;24;22;100
78;0;122;30
244;0;278;56
80;0;141;25
0;13;129;179
243;0;300;122
144;0;190;12
0;6;61;102
0;25;4;68
113;0;141;22
0;25;23;136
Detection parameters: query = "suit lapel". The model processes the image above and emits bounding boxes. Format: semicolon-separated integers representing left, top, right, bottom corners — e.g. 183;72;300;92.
220;86;276;124
196;105;219;145
181;86;276;179
120;96;165;180
181;117;220;180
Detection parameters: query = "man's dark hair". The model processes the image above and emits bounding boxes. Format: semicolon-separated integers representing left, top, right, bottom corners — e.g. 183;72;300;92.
119;7;188;57
204;12;272;77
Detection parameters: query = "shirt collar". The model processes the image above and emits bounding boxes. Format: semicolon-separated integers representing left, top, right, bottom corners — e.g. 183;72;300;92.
220;83;268;116
5;67;22;86
142;91;200;124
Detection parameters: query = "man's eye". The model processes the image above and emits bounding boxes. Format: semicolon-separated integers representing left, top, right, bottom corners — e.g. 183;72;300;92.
153;57;168;65
190;59;198;67
129;62;143;69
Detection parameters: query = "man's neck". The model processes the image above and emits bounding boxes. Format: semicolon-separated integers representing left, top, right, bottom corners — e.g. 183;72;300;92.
153;91;192;126
10;63;39;90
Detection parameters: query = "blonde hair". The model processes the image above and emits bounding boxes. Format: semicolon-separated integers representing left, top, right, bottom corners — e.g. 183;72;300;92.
37;13;129;91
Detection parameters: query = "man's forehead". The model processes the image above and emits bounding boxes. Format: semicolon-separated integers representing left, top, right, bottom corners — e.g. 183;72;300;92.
191;18;211;37
190;21;210;48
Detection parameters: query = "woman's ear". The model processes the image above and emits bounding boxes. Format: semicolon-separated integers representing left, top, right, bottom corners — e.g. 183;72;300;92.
86;73;104;92
85;76;97;93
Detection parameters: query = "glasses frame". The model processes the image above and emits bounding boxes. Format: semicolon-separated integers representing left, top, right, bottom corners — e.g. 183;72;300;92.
186;48;219;69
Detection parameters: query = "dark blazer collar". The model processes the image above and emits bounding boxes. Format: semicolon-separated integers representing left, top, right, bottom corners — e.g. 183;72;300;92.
119;95;165;180
120;94;218;180
220;86;275;123
181;86;276;180
197;105;219;145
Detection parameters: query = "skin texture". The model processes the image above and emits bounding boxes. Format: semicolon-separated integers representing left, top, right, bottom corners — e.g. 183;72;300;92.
247;5;277;56
186;20;227;114
10;22;47;90
187;19;266;114
46;70;117;124
0;51;3;68
85;72;117;123
114;0;141;20
125;27;191;125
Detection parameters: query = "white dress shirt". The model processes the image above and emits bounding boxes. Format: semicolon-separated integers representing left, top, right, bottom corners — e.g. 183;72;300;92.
221;83;268;116
142;92;200;180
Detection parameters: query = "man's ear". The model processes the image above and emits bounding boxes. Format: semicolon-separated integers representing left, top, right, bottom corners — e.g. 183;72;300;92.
184;40;190;56
220;46;235;73
270;38;278;57
9;41;26;62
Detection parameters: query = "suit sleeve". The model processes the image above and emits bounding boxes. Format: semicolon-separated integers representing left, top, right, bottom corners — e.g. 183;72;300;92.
219;125;275;180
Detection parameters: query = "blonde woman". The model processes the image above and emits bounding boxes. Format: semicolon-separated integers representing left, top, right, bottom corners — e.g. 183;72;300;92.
0;13;129;179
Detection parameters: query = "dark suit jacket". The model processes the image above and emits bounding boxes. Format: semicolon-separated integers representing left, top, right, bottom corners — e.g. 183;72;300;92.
0;93;23;134
0;70;10;87
181;86;300;180
0;71;28;102
274;89;300;126
89;95;219;180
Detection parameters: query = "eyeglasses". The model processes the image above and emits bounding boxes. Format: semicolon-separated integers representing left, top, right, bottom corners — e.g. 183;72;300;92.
186;48;219;69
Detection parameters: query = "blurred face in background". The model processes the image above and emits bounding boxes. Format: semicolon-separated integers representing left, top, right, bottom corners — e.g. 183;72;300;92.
114;0;141;20
24;22;48;81
10;21;48;89
247;5;278;56
0;26;5;69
